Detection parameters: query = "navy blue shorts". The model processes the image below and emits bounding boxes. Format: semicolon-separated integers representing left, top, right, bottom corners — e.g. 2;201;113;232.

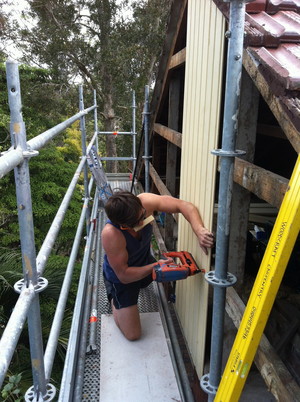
103;274;153;309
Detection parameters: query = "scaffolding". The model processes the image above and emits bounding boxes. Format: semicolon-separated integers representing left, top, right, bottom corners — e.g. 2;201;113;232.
0;60;194;402
0;60;138;401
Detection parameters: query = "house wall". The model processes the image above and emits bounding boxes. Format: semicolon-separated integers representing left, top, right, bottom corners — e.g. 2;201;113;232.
176;0;225;376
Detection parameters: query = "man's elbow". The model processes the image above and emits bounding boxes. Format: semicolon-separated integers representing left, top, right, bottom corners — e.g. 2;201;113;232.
117;272;131;284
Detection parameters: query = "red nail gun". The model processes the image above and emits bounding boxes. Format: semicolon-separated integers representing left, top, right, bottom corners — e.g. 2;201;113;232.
152;251;205;282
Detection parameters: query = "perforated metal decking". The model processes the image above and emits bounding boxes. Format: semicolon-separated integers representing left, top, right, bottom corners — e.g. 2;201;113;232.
81;177;160;401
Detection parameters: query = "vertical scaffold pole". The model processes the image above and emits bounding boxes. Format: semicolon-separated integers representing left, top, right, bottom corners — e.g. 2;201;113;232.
79;85;91;233
93;89;99;152
132;90;137;174
143;85;151;192
200;1;246;400
6;61;55;401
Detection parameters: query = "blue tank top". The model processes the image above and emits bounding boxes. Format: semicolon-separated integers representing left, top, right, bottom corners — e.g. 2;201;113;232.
103;219;153;283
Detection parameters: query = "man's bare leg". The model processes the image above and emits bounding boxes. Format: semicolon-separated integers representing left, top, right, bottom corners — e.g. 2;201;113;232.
112;302;141;341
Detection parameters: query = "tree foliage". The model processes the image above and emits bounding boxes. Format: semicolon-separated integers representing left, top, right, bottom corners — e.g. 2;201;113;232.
5;0;172;172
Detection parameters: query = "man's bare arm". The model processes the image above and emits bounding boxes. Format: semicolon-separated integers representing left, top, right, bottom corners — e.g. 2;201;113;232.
138;193;214;254
101;224;172;283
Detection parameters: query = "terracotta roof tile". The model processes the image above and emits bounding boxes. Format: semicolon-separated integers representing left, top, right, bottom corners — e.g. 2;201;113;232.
213;0;300;95
266;0;300;14
246;0;267;13
246;0;300;13
245;11;300;46
249;44;300;90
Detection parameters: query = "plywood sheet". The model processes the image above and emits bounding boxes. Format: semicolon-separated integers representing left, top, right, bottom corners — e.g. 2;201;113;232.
100;312;181;402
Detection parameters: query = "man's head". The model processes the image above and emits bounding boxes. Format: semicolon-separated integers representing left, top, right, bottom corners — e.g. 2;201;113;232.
105;190;145;228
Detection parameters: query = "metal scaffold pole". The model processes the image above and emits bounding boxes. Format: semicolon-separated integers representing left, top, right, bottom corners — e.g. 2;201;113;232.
79;85;91;234
200;1;247;400
143;85;151;193
132;90;137;174
6;60;56;401
94;89;99;152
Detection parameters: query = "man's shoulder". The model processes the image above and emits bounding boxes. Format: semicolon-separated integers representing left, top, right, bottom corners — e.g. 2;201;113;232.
102;223;123;241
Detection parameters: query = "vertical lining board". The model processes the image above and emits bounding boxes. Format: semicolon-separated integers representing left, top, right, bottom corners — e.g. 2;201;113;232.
177;0;225;377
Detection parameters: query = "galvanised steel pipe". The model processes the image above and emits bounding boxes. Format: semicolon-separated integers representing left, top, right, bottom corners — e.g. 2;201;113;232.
59;192;99;402
36;156;86;276
97;131;134;135
143;85;150;192
36;102;97;271
100;156;136;161
86;207;103;354
132;90;137;173
0;147;24;178
6;60;48;399
73;198;100;400
93;90;99;152
44;191;91;381
0;286;35;388
27;105;96;151
37;130;98;277
79;85;91;234
73;191;100;399
201;1;246;400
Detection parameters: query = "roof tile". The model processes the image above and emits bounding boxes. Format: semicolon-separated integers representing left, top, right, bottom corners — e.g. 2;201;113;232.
249;44;300;90
266;0;300;14
245;11;300;47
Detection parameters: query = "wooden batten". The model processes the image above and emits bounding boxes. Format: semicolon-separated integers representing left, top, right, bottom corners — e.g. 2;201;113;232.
153;123;182;148
169;48;186;70
234;158;288;209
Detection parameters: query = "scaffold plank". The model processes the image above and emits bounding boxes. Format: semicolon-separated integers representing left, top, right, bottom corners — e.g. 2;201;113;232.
100;312;181;402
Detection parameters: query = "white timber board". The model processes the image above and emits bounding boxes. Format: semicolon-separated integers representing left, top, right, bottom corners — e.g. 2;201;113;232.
100;312;181;402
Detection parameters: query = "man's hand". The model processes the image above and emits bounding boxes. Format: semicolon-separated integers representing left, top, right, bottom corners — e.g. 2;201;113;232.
197;227;214;255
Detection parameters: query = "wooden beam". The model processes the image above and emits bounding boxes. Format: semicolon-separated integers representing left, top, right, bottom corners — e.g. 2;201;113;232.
243;49;300;154
150;0;187;130
149;162;178;224
165;74;181;250
169;48;186;70
226;287;300;402
149;162;171;196
229;71;259;287
154;123;182;148
234;158;288;209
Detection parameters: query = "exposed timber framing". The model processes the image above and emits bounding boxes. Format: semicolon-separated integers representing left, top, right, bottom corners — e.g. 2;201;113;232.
226;287;300;402
154;123;182;148
165;72;181;250
233;158;289;209
229;70;259;286
135;0;187;180
149;162;171;197
149;162;178;225
169;48;186;70
243;50;300;154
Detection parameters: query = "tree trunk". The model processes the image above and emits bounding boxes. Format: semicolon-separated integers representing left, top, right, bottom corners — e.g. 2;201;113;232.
103;92;118;173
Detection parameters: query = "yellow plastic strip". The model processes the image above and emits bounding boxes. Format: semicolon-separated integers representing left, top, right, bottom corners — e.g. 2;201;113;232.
215;154;300;402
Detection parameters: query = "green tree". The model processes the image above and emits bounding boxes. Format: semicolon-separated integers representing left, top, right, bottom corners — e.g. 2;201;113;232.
5;0;172;172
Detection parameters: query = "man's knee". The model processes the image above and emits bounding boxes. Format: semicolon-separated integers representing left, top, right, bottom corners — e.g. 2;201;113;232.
124;328;141;341
112;303;141;341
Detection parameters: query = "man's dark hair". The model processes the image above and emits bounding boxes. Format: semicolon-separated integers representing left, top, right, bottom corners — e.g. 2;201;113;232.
105;190;143;227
